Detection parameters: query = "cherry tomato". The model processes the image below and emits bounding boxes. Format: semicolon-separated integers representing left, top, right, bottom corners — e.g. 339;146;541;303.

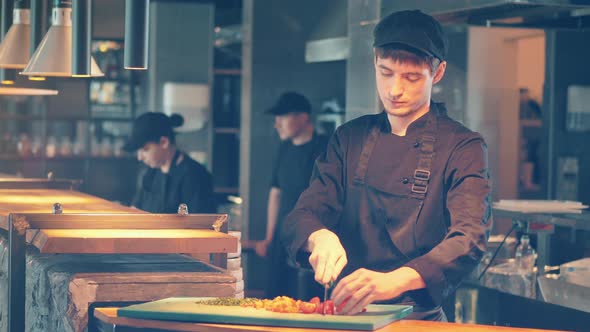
315;302;324;314
309;297;320;305
324;300;335;315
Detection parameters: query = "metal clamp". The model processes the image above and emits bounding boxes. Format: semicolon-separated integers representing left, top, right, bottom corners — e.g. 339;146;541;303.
212;217;226;232
52;203;63;214
177;203;189;215
11;215;30;236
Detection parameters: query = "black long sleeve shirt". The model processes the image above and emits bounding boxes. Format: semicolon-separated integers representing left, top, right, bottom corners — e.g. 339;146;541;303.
281;103;492;308
132;151;216;214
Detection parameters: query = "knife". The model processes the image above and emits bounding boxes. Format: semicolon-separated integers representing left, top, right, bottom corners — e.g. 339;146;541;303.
322;284;328;315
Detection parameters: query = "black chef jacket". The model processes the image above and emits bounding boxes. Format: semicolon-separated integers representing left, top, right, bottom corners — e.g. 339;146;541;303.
282;102;492;310
132;151;216;213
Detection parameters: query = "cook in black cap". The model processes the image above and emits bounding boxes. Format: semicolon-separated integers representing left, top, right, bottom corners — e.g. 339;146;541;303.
254;91;328;298
266;91;312;140
124;112;215;214
281;9;492;322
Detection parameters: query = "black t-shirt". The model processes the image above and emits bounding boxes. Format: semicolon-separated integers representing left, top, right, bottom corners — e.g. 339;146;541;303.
132;151;216;213
271;133;328;227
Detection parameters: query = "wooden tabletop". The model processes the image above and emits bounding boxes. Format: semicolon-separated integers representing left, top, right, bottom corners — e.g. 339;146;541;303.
94;307;566;332
0;189;139;221
0;177;81;189
0;189;237;255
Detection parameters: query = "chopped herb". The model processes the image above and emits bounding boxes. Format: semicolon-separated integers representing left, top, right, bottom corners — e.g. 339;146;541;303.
195;297;261;306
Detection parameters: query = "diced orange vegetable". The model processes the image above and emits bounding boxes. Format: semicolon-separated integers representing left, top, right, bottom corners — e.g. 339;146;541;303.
299;301;317;314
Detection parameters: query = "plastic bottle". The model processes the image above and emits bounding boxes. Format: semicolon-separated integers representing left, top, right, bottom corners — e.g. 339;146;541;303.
515;234;536;272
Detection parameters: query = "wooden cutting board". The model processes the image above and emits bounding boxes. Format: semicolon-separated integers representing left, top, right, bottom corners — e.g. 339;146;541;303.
118;297;413;331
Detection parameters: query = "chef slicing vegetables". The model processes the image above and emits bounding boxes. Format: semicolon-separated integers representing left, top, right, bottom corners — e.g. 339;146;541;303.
281;9;492;321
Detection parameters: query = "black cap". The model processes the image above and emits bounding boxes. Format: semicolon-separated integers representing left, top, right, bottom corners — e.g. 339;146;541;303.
373;10;448;61
123;112;183;152
266;92;312;116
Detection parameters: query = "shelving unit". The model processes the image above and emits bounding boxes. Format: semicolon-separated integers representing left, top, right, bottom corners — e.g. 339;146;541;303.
0;39;140;205
211;50;241;196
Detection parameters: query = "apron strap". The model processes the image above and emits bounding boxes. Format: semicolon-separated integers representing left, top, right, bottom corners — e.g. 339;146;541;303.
353;112;438;199
410;131;436;199
353;125;381;186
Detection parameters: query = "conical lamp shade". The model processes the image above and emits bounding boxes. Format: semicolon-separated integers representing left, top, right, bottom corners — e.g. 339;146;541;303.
21;25;103;77
0;23;30;68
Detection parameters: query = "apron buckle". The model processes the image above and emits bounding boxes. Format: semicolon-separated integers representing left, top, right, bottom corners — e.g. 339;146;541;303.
414;169;431;180
411;183;428;194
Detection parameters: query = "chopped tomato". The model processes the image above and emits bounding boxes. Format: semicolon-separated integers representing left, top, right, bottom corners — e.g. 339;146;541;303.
324;300;335;315
239;295;341;315
315;302;324;314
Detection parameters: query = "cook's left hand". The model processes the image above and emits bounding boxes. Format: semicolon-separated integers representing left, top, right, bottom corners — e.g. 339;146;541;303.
331;267;423;315
254;239;271;257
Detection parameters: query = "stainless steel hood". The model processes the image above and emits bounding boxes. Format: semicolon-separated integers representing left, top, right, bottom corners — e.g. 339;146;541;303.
306;1;590;63
304;0;348;63
305;37;349;63
431;0;590;29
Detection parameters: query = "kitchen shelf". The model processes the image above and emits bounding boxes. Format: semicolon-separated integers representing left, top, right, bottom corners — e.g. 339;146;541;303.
214;186;240;194
0;114;136;122
213;68;242;75
90;77;131;83
214;127;240;134
0;38;140;205
90;102;131;107
91;116;134;122
0;114;83;121
0;154;134;161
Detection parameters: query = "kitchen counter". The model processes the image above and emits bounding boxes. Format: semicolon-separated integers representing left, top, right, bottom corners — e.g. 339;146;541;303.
93;307;566;332
0;186;238;332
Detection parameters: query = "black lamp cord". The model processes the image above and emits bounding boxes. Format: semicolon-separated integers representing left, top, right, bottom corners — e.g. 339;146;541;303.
478;222;520;280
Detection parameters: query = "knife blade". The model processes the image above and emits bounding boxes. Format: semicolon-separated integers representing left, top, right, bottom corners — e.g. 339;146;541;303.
322;284;328;315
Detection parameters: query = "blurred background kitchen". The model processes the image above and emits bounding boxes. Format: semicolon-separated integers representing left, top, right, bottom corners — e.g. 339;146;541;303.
1;0;590;330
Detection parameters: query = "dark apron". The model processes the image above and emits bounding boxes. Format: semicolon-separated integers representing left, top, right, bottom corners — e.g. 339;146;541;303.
351;114;446;322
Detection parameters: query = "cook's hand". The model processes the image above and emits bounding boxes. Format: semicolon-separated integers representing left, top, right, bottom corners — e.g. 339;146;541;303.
307;229;347;285
331;267;423;315
254;239;271;257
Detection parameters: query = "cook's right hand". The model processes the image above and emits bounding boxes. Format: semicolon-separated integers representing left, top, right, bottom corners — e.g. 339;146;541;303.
307;229;347;285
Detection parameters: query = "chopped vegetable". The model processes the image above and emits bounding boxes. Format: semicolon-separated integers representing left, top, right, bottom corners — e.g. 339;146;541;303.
194;297;261;306
195;296;345;315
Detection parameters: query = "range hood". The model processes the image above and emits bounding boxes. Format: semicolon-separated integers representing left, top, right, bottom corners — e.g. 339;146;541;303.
431;0;590;29
304;1;348;63
305;1;590;63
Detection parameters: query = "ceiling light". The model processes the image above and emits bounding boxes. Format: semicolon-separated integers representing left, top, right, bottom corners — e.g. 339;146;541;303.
21;0;103;77
0;0;30;68
124;0;149;70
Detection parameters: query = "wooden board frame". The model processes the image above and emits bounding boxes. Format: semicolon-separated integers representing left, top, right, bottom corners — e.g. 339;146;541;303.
6;212;234;332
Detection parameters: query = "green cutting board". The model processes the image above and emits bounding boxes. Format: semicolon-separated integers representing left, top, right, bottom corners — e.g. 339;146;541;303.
118;297;413;331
